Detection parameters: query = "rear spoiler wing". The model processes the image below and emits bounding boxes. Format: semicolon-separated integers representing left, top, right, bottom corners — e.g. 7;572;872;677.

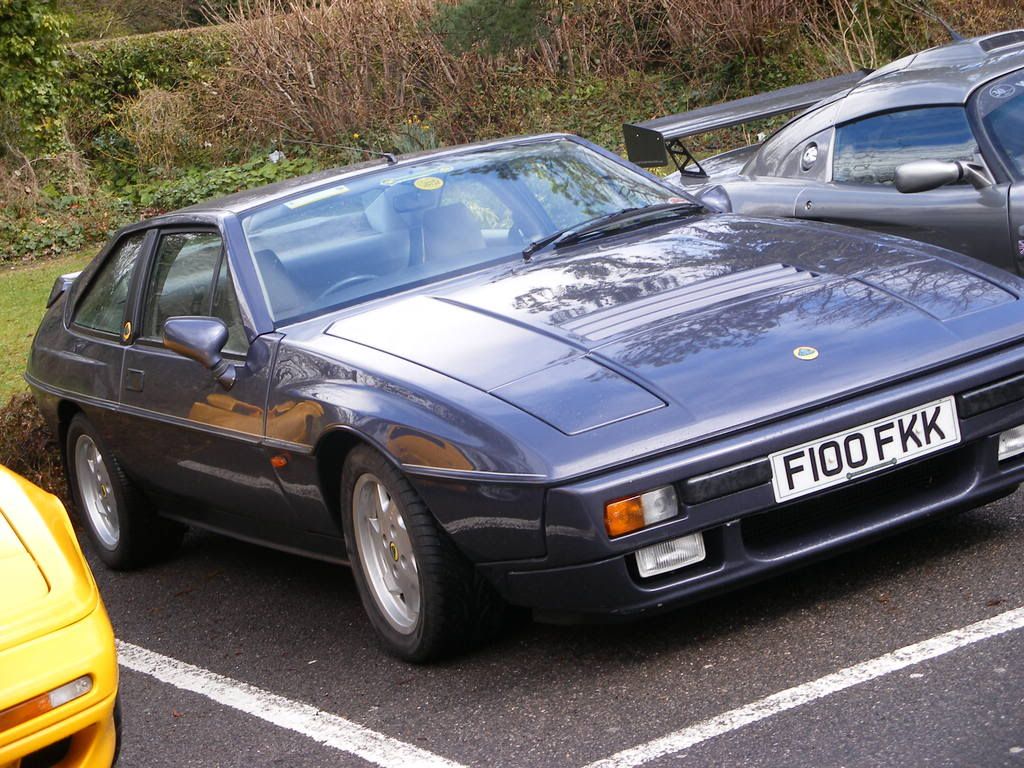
623;69;872;170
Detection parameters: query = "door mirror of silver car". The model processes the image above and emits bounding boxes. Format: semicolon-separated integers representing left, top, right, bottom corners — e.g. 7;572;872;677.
696;185;732;213
895;160;994;194
163;316;236;390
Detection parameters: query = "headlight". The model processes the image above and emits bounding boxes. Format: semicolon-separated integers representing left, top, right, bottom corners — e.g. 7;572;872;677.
604;485;678;537
0;675;92;733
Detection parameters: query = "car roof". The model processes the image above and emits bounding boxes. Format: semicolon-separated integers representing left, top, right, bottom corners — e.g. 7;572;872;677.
166;133;576;219
834;30;1024;123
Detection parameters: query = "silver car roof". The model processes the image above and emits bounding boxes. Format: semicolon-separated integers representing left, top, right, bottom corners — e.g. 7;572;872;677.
835;30;1024;123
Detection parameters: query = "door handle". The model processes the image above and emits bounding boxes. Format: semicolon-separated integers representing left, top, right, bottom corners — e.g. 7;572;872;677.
125;369;144;392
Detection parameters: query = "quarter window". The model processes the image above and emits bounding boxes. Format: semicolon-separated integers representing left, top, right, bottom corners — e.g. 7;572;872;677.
212;256;249;355
833;107;979;185
74;233;146;335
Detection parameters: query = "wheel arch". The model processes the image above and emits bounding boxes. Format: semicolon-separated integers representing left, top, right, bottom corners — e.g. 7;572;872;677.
314;426;402;523
55;399;83;475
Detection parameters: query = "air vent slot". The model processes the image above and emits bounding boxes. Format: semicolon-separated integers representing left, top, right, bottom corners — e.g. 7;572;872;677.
562;263;817;341
979;30;1024;52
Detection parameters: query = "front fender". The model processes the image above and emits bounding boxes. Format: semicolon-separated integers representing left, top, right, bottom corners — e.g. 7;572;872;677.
267;340;551;561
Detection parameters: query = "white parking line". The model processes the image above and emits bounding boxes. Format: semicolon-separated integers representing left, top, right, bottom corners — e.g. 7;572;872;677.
116;641;466;768
584;606;1024;768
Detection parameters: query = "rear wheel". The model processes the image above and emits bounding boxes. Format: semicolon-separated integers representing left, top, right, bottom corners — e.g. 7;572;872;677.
66;415;184;569
340;446;503;662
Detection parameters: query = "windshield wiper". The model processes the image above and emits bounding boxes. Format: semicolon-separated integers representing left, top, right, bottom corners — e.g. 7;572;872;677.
521;202;701;262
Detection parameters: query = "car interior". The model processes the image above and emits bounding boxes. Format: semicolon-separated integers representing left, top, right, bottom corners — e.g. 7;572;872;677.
244;176;528;320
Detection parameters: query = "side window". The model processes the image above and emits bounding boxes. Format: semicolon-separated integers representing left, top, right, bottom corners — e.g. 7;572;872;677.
142;232;223;339
750;100;841;178
833;107;979;186
778;128;833;181
74;233;146;335
141;231;249;355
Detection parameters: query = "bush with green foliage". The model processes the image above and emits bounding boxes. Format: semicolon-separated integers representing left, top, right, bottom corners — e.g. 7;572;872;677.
124;150;336;210
0;192;131;262
64;25;230;159
0;0;69;151
434;0;548;55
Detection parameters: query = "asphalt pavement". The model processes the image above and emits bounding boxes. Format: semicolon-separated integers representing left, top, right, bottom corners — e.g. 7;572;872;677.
84;488;1024;767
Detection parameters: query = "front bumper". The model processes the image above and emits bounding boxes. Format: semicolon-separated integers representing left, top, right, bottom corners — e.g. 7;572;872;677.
480;346;1024;619
0;601;118;767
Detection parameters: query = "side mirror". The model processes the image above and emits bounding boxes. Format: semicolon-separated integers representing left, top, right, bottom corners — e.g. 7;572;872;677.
895;160;993;194
163;316;236;390
695;184;732;213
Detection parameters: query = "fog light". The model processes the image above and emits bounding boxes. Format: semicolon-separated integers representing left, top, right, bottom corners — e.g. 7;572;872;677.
635;532;706;578
998;424;1024;461
0;676;92;733
605;485;678;537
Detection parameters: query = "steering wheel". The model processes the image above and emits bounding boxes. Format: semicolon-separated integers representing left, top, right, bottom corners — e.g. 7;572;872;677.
316;274;378;303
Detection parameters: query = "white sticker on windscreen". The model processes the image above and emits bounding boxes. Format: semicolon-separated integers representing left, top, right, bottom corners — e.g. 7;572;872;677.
283;186;348;209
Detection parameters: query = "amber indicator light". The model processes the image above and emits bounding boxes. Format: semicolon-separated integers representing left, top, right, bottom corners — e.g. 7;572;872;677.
605;495;645;537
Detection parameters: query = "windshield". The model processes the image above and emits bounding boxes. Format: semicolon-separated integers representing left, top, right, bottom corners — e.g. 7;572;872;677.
241;139;678;323
976;70;1024;179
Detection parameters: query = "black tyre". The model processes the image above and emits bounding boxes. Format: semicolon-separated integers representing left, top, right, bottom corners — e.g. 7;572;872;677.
65;414;185;569
340;446;503;662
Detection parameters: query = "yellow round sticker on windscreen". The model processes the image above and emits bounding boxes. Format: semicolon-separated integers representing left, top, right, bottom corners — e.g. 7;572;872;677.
414;176;444;191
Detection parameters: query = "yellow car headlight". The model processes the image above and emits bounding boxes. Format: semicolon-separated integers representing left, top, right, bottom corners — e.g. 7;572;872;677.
0;675;92;734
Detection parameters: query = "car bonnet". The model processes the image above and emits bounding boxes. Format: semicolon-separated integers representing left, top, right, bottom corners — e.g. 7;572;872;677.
0;469;97;651
324;216;1024;438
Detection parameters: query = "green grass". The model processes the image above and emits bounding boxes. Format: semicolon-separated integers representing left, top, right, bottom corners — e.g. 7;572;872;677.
0;252;95;400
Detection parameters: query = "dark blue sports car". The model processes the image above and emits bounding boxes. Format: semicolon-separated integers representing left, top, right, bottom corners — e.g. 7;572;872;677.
26;134;1024;661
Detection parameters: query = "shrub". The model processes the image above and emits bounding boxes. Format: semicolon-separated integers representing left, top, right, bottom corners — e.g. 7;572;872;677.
125;151;326;211
116;88;202;172
208;0;454;146
64;25;230;157
0;393;66;503
0;0;69;151
0;185;130;263
434;0;548;55
935;0;1024;38
659;0;804;65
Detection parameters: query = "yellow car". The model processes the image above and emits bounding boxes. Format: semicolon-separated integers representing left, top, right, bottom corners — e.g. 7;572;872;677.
0;466;119;767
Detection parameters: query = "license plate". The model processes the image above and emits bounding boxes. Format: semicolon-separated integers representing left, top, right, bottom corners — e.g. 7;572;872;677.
770;396;961;503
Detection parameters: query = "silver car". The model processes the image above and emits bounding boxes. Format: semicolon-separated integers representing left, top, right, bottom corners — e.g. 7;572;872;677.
625;29;1024;273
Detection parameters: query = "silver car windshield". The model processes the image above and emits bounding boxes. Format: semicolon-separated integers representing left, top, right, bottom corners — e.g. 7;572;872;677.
241;139;677;323
976;70;1024;179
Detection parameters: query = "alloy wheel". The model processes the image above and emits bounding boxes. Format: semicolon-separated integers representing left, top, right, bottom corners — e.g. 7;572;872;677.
352;473;421;633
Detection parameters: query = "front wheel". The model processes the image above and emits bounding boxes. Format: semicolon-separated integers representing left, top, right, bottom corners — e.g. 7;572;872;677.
340;446;503;662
